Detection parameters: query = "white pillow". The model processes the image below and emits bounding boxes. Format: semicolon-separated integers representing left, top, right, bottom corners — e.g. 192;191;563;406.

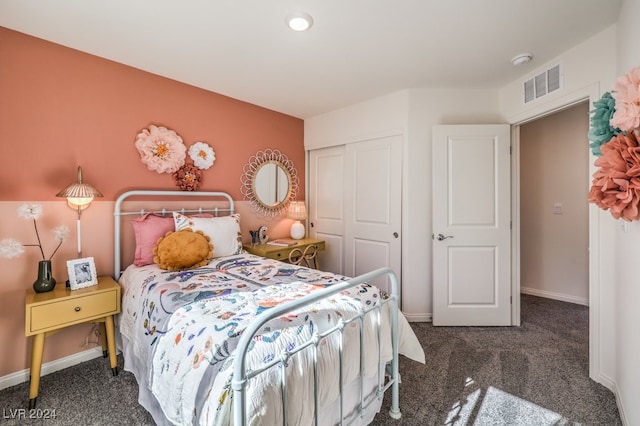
173;212;243;258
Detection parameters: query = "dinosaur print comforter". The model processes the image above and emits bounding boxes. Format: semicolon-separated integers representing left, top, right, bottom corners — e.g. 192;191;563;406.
117;253;424;425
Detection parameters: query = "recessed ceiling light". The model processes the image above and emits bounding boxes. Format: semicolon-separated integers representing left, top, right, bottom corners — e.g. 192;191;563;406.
286;12;313;31
511;53;533;66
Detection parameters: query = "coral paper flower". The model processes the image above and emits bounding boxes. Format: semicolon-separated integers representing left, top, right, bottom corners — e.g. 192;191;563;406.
188;141;215;170
588;132;640;221
0;204;70;260
134;125;186;173
611;67;640;132
174;162;202;191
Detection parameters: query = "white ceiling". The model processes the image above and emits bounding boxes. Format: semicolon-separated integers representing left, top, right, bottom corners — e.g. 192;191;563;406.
0;0;622;119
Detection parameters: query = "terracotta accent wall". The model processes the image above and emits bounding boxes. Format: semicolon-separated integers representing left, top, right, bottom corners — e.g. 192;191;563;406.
0;27;303;201
0;27;304;378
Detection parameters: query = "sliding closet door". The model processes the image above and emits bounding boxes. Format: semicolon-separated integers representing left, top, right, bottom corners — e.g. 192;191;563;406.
308;146;346;275
344;136;402;296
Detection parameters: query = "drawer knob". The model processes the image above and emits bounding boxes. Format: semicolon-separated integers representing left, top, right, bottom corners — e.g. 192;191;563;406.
74;306;81;312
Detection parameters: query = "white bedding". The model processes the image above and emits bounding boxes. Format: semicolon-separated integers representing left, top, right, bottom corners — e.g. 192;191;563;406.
117;253;424;425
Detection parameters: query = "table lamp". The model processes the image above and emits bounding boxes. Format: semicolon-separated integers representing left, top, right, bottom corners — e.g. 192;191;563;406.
287;201;307;240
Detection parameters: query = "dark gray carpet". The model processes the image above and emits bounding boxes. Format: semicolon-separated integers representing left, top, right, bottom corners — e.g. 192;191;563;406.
0;295;620;425
372;295;621;425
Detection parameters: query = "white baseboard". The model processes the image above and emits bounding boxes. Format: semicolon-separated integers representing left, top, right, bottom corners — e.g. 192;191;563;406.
610;379;629;426
520;286;589;306
403;312;432;322
0;347;103;391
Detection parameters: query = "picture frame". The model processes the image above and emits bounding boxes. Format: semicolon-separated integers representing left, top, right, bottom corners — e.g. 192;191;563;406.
67;257;98;290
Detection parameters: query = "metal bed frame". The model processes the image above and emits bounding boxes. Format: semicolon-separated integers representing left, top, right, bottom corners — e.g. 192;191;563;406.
113;190;235;279
113;190;402;425
231;267;402;425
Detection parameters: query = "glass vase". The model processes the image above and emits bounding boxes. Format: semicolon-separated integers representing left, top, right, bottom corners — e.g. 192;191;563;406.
33;260;56;293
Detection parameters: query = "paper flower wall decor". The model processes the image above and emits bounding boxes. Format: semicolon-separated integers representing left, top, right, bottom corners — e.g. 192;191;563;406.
174;162;202;191
588;132;640;221
134;124;186;174
0;204;69;260
588;92;621;156
588;66;640;221
188;141;215;170
611;67;640;132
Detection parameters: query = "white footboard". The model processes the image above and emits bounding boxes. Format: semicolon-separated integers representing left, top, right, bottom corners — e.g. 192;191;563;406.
231;267;401;425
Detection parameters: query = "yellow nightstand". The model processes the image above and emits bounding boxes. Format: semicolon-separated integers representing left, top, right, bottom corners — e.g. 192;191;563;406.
25;275;121;409
243;238;325;269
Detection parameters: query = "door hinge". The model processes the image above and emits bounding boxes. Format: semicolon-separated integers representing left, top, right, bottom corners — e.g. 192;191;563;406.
509;145;512;155
510;296;512;304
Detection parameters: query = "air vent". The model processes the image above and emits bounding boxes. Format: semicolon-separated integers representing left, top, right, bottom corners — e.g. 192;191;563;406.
523;63;563;103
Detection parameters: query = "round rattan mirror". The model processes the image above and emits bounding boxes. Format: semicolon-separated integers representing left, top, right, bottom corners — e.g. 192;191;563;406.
241;149;298;219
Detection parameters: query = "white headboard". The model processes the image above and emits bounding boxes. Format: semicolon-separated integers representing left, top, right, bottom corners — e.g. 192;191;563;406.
113;190;235;279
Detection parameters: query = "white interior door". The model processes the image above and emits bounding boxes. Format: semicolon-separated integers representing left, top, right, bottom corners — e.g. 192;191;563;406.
344;136;402;297
308;146;345;275
432;125;511;326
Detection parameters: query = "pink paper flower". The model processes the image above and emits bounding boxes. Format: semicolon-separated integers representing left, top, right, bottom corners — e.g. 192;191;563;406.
611;67;640;132
588;132;640;221
134;125;186;173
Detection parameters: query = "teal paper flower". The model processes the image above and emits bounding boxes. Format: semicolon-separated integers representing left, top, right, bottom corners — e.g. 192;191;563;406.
589;92;622;156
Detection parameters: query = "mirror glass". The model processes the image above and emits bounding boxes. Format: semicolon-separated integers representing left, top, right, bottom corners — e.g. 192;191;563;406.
241;149;299;219
254;162;291;207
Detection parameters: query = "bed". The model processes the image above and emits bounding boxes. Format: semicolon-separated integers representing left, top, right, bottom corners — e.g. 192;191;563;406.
113;190;425;425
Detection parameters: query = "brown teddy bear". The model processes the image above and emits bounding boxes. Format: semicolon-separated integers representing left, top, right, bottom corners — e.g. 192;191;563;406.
153;228;213;271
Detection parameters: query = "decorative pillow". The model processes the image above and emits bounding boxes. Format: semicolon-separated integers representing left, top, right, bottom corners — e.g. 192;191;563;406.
132;214;174;266
173;212;242;258
131;213;215;266
153;228;213;271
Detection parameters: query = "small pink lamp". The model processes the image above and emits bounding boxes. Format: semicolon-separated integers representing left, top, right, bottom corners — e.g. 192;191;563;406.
287;201;307;240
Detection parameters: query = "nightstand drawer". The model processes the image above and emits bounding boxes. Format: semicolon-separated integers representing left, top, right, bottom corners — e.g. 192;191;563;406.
28;289;118;334
243;238;325;269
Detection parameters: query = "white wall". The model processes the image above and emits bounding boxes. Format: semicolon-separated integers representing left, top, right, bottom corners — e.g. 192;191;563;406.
499;26;618;123
305;89;501;321
613;1;640;424
520;103;590;305
304;91;409;151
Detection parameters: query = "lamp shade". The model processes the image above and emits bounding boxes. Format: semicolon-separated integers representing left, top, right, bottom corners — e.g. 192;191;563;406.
287;201;307;221
56;166;103;210
287;201;306;239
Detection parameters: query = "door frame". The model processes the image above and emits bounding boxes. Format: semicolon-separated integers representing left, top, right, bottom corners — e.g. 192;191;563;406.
510;82;601;382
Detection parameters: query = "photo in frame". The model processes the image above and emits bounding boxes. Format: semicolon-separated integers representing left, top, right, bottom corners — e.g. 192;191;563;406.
67;257;98;290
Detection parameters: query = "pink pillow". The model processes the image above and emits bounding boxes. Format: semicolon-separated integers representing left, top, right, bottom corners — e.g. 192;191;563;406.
132;213;215;266
132;214;174;266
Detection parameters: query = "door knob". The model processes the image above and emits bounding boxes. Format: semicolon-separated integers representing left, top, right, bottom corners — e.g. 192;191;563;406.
433;233;454;241
393;232;399;238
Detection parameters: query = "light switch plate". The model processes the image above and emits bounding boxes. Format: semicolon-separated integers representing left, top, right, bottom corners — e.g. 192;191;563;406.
553;202;563;215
